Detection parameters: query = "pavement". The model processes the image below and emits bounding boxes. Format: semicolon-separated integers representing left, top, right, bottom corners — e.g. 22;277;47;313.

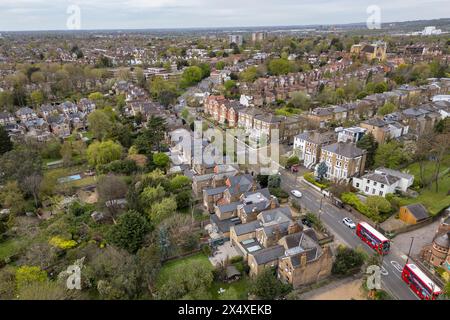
393;219;441;258
209;242;240;267
280;169;420;300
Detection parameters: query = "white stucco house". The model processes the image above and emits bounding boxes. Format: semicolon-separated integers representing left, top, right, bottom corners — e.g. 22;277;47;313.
352;167;414;197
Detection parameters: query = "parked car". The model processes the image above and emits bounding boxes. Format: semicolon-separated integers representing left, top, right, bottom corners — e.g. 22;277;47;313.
301;218;313;228
291;190;303;198
342;217;356;229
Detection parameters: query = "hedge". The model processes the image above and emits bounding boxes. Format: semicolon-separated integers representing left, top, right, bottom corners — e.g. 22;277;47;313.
304;172;329;190
341;192;384;222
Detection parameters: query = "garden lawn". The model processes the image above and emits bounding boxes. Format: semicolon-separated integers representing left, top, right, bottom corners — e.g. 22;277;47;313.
156;253;213;288
398;174;450;215
209;276;250;300
156;253;250;300
400;155;450;215
0;239;25;260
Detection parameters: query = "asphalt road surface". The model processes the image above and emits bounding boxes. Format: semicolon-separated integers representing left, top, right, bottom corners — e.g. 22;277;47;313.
280;170;420;300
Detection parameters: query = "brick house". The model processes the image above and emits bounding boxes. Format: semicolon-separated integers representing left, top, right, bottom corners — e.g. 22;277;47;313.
318;142;366;182
293;131;337;169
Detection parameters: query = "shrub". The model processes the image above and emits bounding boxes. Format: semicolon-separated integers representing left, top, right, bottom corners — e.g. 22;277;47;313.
332;246;365;276
15;266;47;290
230;256;243;264
341;192;388;222
304;172;329;190
269;187;289;199
49;236;78;250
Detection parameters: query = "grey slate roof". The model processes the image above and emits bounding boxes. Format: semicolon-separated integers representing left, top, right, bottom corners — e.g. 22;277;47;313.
405;203;430;221
363;173;399;186
252;245;285;264
322;142;365;158
232;220;262;236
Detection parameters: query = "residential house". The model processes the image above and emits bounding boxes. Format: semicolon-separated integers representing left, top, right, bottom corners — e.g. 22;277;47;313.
47;114;71;138
16;107;37;122
0;111;16;126
421;215;450;270
353;168;414;197
203;174;256;213
277;229;333;289
318;142;366;182
360;118;409;144
39;104;59;120
337;127;367;144
350;42;387;61
293;131;337;169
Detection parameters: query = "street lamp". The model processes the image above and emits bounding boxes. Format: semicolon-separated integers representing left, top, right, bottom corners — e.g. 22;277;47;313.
406;237;415;265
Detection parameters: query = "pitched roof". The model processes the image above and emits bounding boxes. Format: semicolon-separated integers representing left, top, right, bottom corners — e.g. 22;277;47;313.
322;142;365;158
404;203;429;221
251;245;285;265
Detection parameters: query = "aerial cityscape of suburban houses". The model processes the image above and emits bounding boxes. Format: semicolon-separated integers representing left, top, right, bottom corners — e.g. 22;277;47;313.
0;19;449;302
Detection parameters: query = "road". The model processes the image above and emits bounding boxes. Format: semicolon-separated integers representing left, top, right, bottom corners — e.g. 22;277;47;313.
280;170;420;300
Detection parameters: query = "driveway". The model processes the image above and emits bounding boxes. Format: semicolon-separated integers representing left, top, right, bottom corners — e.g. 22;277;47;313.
209;242;240;267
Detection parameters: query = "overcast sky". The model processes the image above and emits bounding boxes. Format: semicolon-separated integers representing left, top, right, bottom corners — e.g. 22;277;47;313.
0;0;449;31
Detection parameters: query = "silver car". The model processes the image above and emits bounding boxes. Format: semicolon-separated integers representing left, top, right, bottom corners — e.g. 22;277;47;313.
342;217;356;229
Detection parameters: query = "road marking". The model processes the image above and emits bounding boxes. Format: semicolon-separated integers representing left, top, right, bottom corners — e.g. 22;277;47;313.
400;255;408;261
380;266;389;276
390;261;403;272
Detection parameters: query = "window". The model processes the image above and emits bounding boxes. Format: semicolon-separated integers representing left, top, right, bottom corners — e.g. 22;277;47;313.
365;186;369;192
373;182;377;186
372;189;376;194
356;183;360;188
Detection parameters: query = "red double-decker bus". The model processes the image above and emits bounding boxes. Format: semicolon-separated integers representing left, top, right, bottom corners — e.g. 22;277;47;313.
402;264;442;300
356;222;390;255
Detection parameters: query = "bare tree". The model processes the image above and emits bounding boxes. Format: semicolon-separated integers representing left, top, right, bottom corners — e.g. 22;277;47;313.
431;133;450;193
97;175;128;223
23;174;43;208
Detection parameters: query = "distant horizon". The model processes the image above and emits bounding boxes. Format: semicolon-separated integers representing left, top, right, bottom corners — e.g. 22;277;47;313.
1;17;449;34
1;0;449;32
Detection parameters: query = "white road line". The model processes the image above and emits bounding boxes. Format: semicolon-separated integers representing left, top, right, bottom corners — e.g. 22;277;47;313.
390;260;403;273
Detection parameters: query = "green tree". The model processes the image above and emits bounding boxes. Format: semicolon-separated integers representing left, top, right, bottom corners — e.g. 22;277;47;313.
29;90;44;106
249;268;290;300
0;181;26;216
0;125;13;155
268;174;281;189
366;196;392;216
149;197;177;224
153;152;170;169
86;140;122;167
169;175;191;191
215;61;226;70
181;66;203;88
286;156;300;168
158;260;214;300
374;141;410;169
175;191;192;210
357;133;378;169
88;110;113;141
289;91;311;110
378;102;397;116
140;185;166;208
332;246;365;276
239;66;259;83
107;211;150;253
317;162;328;180
134;116;167;154
268;58;292;76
